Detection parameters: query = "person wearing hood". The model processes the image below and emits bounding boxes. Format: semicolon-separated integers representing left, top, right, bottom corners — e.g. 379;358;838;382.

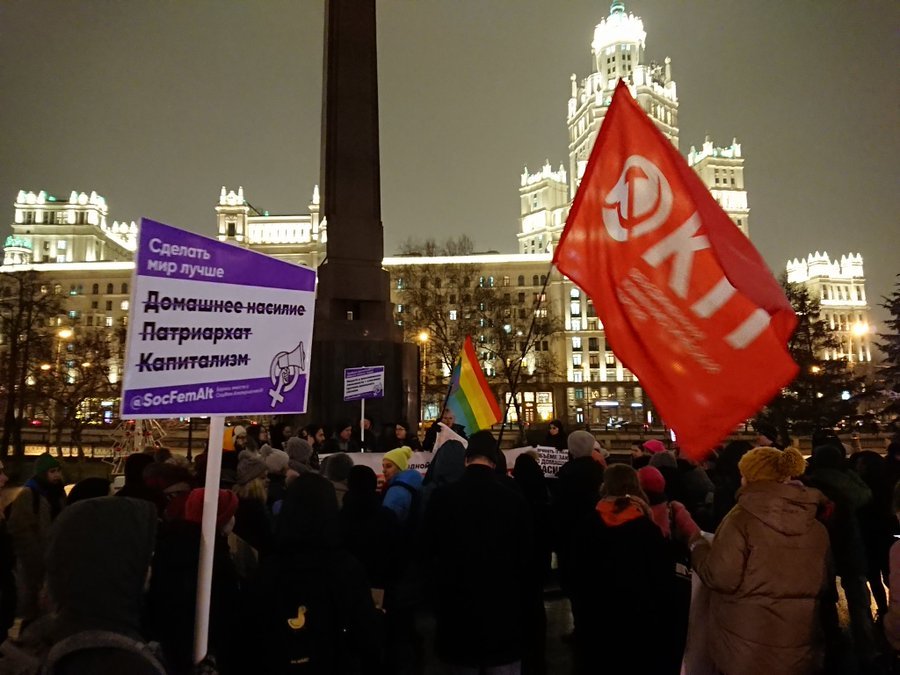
691;447;830;675
8;453;66;625
381;447;423;526
420;439;467;517
569;464;673;674
423;430;534;673
543;419;567;450
802;443;879;670
249;473;384;674
37;497;165;673
551;430;604;642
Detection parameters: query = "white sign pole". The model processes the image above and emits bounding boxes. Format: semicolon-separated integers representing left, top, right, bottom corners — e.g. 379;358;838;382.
193;415;224;665
360;398;365;451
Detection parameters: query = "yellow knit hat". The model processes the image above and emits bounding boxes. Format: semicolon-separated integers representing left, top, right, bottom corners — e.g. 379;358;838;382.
739;446;806;484
383;446;413;472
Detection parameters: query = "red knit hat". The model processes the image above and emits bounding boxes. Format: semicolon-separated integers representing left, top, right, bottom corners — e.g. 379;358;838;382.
184;488;238;530
642;439;666;455
637;466;666;496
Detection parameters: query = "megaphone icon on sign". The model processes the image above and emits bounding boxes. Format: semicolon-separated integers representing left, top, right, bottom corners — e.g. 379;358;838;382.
268;341;305;408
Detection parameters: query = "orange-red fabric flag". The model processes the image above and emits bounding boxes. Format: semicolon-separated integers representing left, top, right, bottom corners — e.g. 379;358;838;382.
553;81;797;459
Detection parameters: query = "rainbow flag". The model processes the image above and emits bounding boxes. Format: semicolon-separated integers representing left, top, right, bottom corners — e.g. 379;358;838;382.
446;336;501;434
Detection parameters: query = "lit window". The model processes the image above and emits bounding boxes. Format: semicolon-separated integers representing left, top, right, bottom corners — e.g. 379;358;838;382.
572;337;582;351
105;316;113;327
449;310;458;321
120;300;129;311
572;354;582;366
57;240;66;250
570;288;580;299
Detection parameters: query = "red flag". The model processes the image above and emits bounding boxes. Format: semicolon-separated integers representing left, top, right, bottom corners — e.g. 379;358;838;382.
553;81;797;459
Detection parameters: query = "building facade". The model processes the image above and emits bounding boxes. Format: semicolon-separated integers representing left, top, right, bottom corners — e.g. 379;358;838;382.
786;252;873;364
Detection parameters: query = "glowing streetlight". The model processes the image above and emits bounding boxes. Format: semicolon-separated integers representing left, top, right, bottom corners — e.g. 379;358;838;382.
851;322;869;337
810;365;821;374
39;363;51;371
57;328;73;340
417;331;429;422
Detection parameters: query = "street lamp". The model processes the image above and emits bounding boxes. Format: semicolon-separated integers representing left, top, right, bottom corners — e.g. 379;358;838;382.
418;331;429;422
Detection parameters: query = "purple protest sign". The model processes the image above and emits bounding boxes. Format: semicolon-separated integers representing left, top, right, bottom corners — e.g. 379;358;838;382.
120;218;316;418
343;366;385;401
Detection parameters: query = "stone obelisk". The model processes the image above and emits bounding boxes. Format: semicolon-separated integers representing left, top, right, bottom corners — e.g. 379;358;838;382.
307;0;417;428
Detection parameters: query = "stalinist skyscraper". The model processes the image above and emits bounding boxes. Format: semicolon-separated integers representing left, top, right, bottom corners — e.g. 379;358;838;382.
518;1;750;257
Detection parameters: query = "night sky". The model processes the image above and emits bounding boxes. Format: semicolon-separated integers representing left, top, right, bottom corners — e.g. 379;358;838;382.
1;1;897;323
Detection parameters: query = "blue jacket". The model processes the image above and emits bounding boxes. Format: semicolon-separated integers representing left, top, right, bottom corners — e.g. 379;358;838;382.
382;469;423;524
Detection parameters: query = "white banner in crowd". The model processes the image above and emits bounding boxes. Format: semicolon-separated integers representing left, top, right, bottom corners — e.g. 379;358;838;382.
323;444;570;482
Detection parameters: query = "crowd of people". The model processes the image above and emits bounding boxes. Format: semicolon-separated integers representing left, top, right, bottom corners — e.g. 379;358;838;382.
0;415;897;674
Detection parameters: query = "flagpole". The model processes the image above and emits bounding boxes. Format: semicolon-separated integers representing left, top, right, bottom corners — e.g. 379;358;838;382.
497;262;556;448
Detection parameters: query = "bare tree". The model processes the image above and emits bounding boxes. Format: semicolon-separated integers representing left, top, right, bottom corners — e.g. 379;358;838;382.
34;328;117;457
0;272;64;459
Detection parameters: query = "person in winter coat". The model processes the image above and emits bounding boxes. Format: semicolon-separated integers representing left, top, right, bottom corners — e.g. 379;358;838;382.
285;436;317;475
38;497;164;674
341;465;399;591
324;420;361;454
147;488;242;675
850;450;897;619
637;466;700;673
380;421;422;453
0;463;15;644
709;440;753;530
264;448;290;509
249;473;384;674
115;452;160;507
542;419;567;450
423;431;534;672
569;464;674;674
381;447;423;525
232;451;273;556
420;439;467;516
802;443;879;669
422;408;467;451
513;452;552;675
358;416;378;452
884;481;900;651
691;447;830;675
322;452;354;508
7;453;66;624
551;430;604;640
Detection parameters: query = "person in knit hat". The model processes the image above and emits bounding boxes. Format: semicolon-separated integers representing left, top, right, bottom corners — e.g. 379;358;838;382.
7;452;66;623
566;430;595;460
264;448;290;509
690;447;830;675
232;451;272;555
381;447;423;524
284;436;316;475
